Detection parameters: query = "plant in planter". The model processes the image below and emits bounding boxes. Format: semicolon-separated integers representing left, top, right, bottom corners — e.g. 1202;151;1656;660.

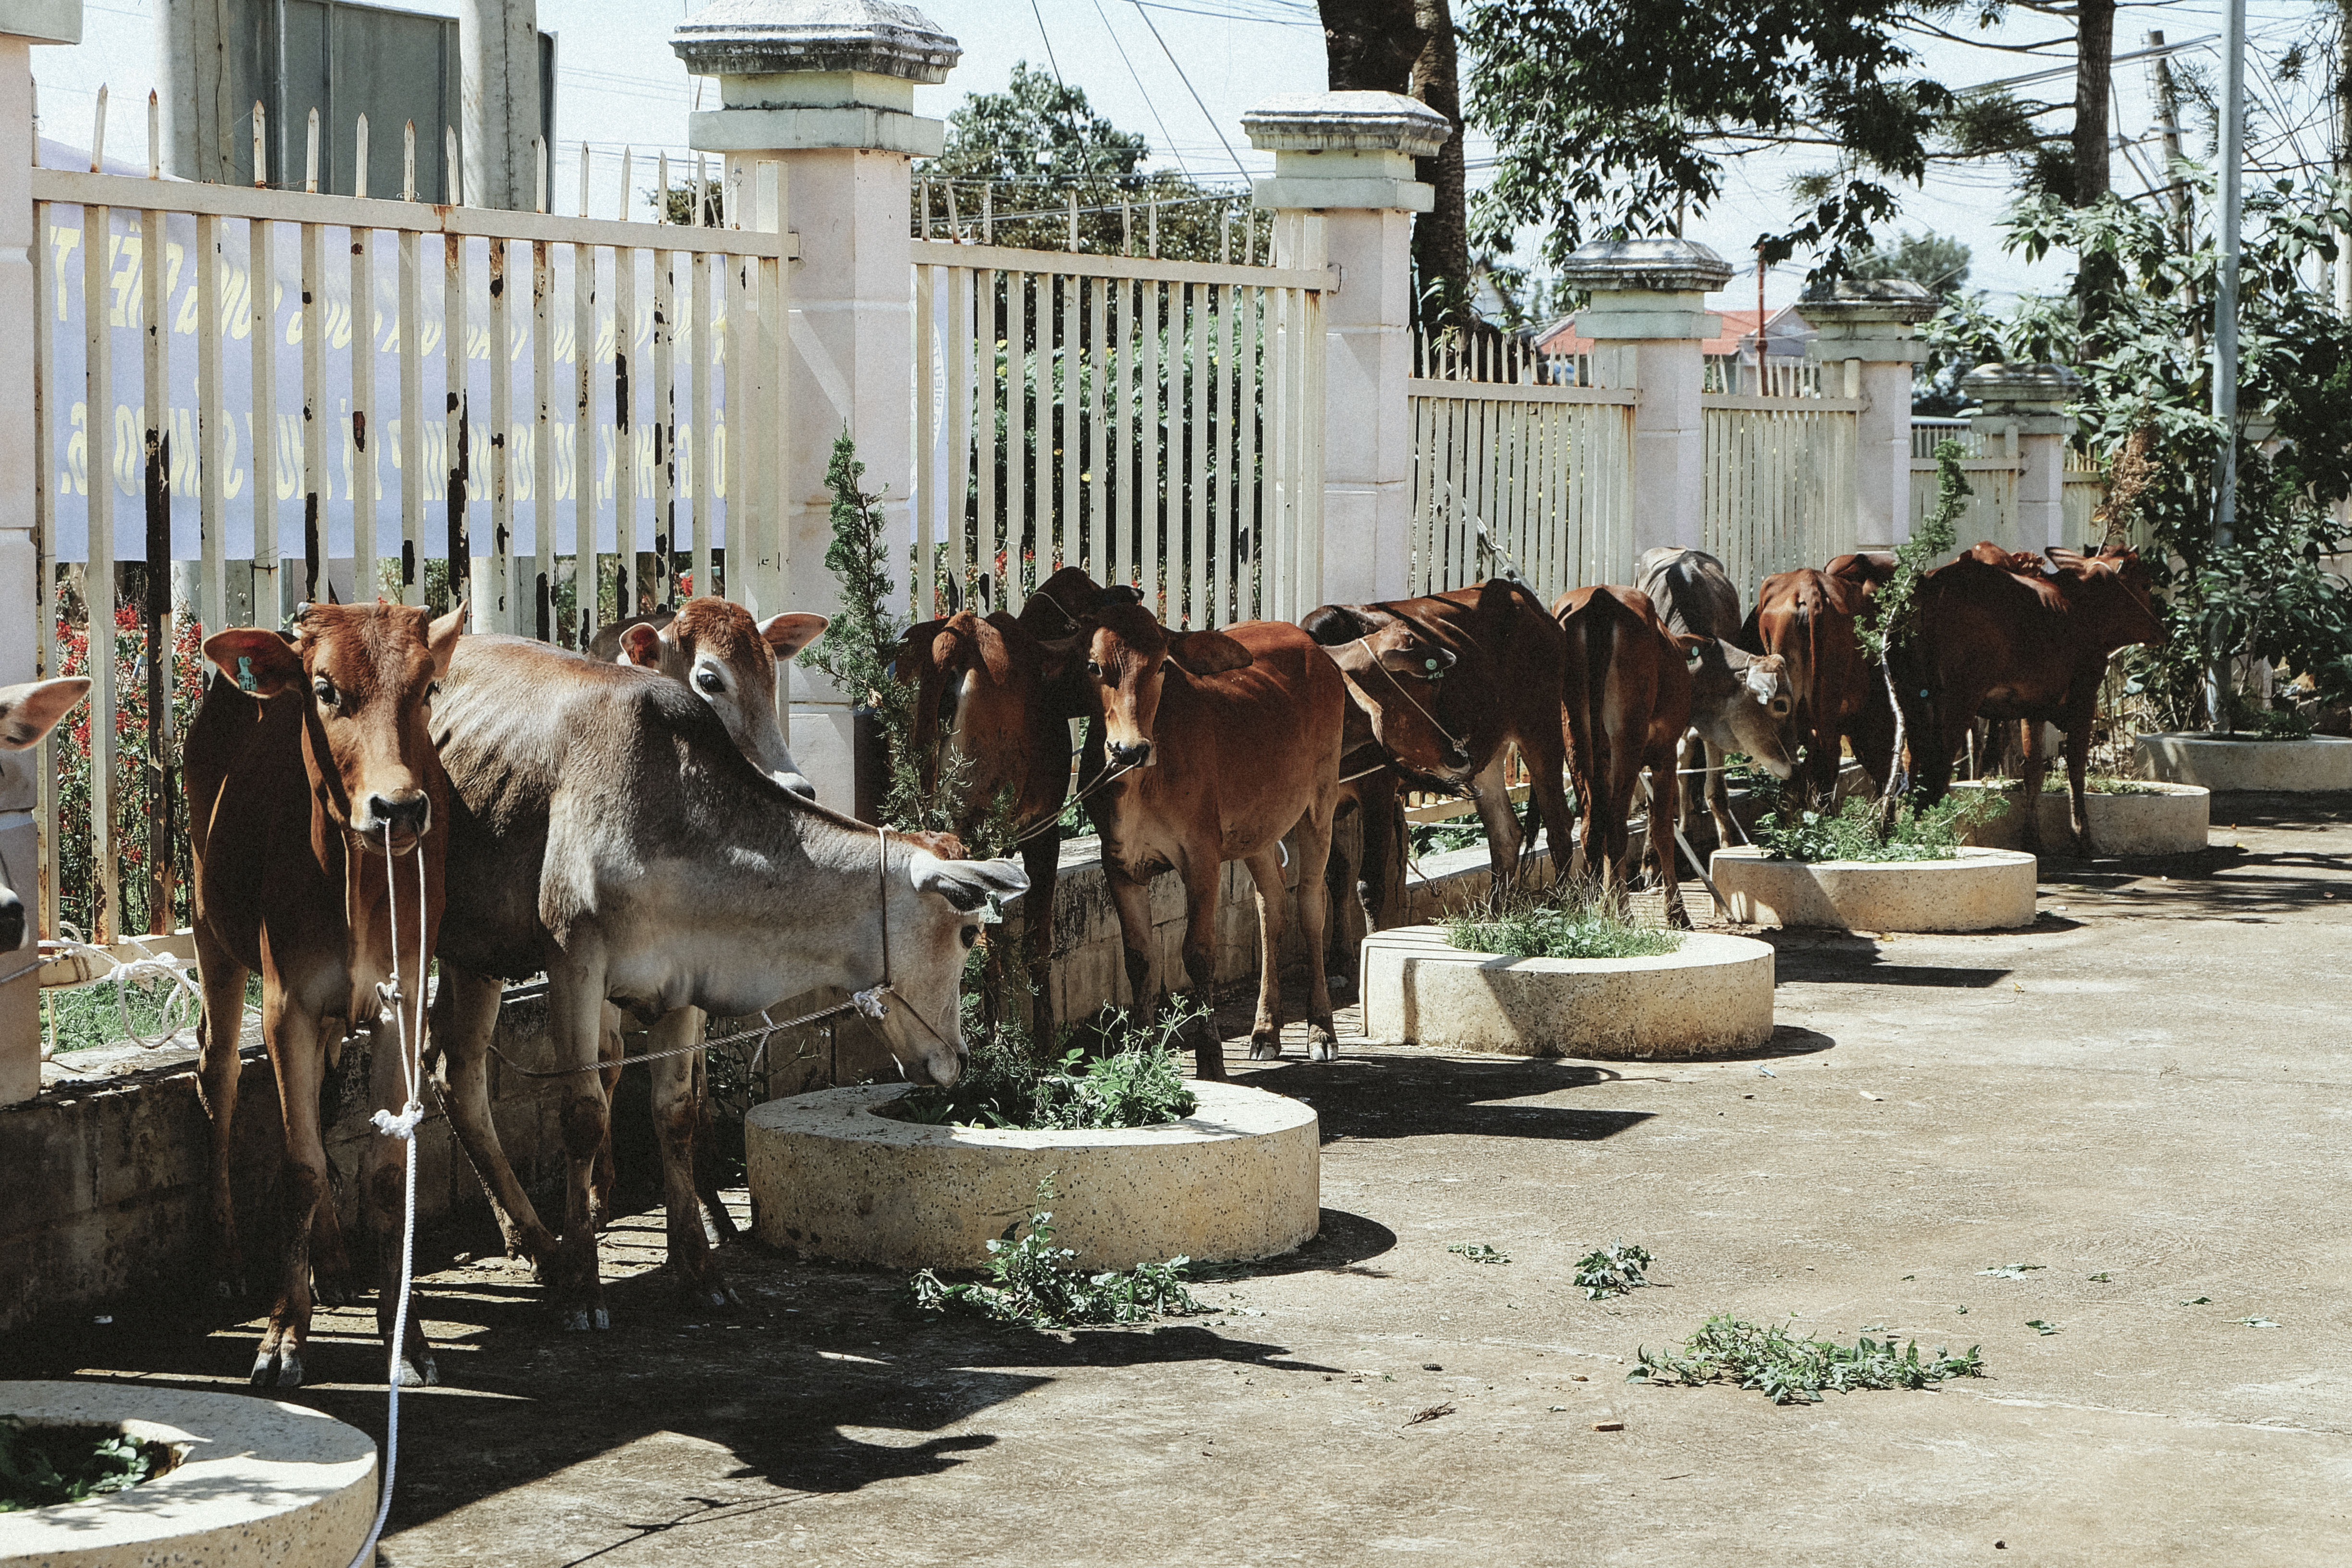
1752;790;2003;865
895;1004;1202;1131
0;1415;172;1510
1441;882;1681;960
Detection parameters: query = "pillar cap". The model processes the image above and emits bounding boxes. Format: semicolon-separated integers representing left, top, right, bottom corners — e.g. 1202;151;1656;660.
1241;92;1452;158
1559;238;1734;296
0;0;80;44
1961;361;2082;411
1803;277;1938;327
673;0;960;83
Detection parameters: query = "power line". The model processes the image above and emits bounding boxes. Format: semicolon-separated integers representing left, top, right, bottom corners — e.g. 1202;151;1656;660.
1030;0;1071;99
1090;0;1194;181
1126;0;1252;181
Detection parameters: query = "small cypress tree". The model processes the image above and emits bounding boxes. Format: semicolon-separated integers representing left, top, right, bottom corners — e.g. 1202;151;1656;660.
1856;439;1968;838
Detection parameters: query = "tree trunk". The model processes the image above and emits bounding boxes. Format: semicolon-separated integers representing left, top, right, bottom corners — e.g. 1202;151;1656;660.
2336;2;2352;313
1410;0;1470;335
2072;0;2117;207
1317;0;1425;94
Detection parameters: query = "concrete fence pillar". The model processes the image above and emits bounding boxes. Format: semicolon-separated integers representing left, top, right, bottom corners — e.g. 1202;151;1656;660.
1558;238;1734;562
673;0;958;811
1243;91;1446;610
0;0;83;1105
1803;279;1936;552
1963;363;2081;553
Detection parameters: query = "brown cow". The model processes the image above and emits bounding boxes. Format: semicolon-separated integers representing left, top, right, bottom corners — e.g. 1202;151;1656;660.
187;599;465;1387
1635;548;1799;847
1553;585;1700;929
899;567;1142;1041
1743;567;1884;802
1901;543;2166;856
1302;578;1572;939
1072;605;1347;1076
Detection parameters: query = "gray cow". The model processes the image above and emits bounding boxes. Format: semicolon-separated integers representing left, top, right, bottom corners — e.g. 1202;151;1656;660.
428;637;1027;1329
1634;547;1800;846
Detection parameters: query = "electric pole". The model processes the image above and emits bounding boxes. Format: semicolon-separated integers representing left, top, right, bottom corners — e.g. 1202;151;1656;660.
460;0;542;210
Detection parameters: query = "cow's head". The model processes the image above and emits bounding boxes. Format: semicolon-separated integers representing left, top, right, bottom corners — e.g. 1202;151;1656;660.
0;678;90;951
205;600;465;858
1077;602;1253;770
1302;603;1468;777
1686;637;1798;779
902;611;1043;815
890;845;1031;1086
617;598;826;798
2048;545;2167;648
1015;565;1145;638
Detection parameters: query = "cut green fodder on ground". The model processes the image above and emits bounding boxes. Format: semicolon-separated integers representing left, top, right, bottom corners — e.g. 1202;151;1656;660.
908;1178;1218;1329
0;1417;172;1510
1448;1242;1509;1265
1630;1315;1985;1406
1575;1241;1654;1300
1443;885;1681;961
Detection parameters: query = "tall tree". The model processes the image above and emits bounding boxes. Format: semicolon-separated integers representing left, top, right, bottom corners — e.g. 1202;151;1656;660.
2070;0;2117;206
1318;0;1427;93
1411;0;1471;332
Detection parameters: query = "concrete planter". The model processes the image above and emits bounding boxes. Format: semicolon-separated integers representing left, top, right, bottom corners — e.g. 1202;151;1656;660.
1358;926;1774;1060
2134;733;2352;794
1950;780;2211;857
1712;846;2038;932
744;1081;1319;1271
0;1381;378;1568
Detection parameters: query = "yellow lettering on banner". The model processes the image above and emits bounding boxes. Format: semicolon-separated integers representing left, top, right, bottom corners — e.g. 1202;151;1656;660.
275;413;301;501
171;407;198;495
175;275;199;335
550;422;575;502
636;424;656;499
710;416;725;500
598;422;616;504
467;323;492;361
49;225;80;319
594;313;615;365
326;301;352;350
710;313;726;365
113;404;140;498
65;402;87;496
164;242;186;320
222;266;251;341
509;424;533;500
508;319;528;362
218;412;244;500
552;320;575;364
374;309;392;352
418;320;442;356
385;416;402;471
108;232;141;329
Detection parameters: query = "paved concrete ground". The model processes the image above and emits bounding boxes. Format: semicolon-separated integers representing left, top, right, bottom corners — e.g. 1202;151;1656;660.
19;793;2352;1566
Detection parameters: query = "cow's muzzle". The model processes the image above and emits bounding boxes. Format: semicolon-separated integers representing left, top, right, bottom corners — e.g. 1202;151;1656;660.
1108;739;1153;769
357;789;433;852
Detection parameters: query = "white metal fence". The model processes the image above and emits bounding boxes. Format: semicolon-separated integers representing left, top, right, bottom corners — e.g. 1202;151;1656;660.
1700;393;1861;599
31;97;794;943
908;240;1327;629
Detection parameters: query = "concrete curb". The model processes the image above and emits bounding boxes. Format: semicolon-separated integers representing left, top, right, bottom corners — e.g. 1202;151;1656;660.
2134;733;2352;793
0;1381;378;1568
1951;780;2211;857
745;1081;1320;1271
1358;927;1775;1060
1711;846;2039;932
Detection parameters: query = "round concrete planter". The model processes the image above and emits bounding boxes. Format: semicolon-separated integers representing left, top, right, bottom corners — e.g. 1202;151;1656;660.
745;1080;1319;1271
1950;779;2210;857
1358;926;1774;1060
2133;732;2352;793
0;1381;377;1568
1712;845;2038;932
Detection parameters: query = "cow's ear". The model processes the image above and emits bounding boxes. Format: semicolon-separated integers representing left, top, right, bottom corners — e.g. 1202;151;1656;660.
1299;603;1379;647
1035;632;1087;686
425;600;467;678
1165;630;1253;677
205;629;305;698
758;612;828;660
969;616;1017;683
0;676;90;750
620;621;665;667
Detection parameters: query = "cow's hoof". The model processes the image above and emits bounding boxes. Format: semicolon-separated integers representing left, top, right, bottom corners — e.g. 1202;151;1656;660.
250;1347;303;1388
395;1352;439;1388
1247;1035;1283;1061
1307;1028;1338;1063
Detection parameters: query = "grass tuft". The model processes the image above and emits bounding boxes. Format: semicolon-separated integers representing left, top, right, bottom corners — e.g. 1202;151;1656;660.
907;1177;1218;1328
1442;883;1681;961
1630;1314;1985;1405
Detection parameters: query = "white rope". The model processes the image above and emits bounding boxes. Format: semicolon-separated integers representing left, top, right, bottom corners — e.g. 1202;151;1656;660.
346;840;428;1568
37;929;210;1060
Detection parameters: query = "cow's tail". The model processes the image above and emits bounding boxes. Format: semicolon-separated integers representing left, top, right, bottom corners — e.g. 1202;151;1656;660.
1560;598;1611;882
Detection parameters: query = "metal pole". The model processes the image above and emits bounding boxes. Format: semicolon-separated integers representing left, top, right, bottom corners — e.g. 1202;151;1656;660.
460;0;541;211
2209;0;2246;729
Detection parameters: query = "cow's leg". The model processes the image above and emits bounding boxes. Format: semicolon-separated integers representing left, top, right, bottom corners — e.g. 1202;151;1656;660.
1524;725;1575;892
1107;869;1159;1025
687;1025;739;1244
1321;797;1363;1002
2018;719;2048;857
193;926;253;1298
1648;758;1693;931
591;1001;625;1231
2063;710;2099;858
1175;864;1227;1082
433;965;559;1266
1470;750;1525;906
1242;844;1288;1060
252;997;328;1388
1703;739;1740;848
1020;831;1062;1046
647;1013;733;1310
548;957;615;1330
1292;796;1341;1062
360;1012;437;1387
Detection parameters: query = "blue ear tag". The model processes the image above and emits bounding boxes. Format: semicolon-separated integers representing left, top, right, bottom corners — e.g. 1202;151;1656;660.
237;656;257;693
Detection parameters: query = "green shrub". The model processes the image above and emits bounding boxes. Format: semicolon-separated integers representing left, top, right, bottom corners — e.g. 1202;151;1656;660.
1443;883;1681;960
897;1003;1200;1131
1753;791;2004;864
1574;1240;1654;1300
1630;1314;1985;1406
908;1177;1217;1328
0;1417;170;1510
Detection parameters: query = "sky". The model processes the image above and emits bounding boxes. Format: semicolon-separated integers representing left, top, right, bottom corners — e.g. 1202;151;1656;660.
32;0;2345;313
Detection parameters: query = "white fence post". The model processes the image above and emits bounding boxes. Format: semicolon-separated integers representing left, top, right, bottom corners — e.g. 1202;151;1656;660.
673;0;959;810
1560;239;1732;563
1963;363;2080;553
0;0;84;1102
1242;91;1445;610
1804;279;1935;552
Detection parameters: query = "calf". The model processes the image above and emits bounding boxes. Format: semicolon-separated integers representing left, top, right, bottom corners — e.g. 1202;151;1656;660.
0;679;91;952
1635;548;1799;848
1743;566;1883;802
1073;605;1347;1076
1302;577;1571;942
186;600;465;1387
1901;544;2166;856
427;637;1027;1327
899;567;1141;1041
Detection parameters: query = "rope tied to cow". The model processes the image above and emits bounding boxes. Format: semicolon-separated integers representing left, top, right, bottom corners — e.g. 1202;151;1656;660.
1345;637;1474;767
35;928;220;1062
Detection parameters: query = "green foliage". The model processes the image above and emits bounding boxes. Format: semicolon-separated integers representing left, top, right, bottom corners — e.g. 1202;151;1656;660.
1858;438;1967;669
1850;229;1972;299
915;62;1251;262
0;1418;168;1510
1449;1242;1511;1265
1754;790;2003;864
907;1177;1217;1328
1443;882;1682;961
1409;812;1486;857
897;1003;1201;1131
1575;1241;1654;1300
1462;0;1961;280
1630;1314;1985;1405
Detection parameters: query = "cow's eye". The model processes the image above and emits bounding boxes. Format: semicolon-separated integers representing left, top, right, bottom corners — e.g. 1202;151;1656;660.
959;925;979;949
1086;661;1103;678
426;680;441;701
695;668;724;695
312;677;338;706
